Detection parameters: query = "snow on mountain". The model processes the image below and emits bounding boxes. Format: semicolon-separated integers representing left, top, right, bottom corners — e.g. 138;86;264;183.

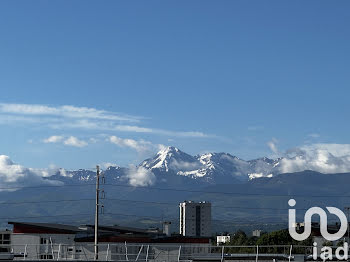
246;157;282;180
50;165;127;184
51;146;283;185
197;152;250;180
140;146;281;182
140;146;199;172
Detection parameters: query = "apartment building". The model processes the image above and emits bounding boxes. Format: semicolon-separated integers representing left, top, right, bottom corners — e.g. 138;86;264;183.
179;201;211;237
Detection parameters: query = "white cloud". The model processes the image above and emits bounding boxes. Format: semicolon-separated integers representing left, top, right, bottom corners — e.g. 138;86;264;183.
63;136;88;147
0;103;212;138
43;135;88;147
43;135;64;143
267;138;279;154
126;165;156;187
248;173;273;180
114;125;153;133
89;137;99;143
62;122;210;138
109;136;163;153
0;155;63;191
100;162;119;169
279;143;350;174
0;103;140;122
308;133;321;138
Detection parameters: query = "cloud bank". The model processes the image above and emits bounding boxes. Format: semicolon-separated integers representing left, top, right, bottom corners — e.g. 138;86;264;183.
126;166;156;187
280;143;350;174
0;155;63;191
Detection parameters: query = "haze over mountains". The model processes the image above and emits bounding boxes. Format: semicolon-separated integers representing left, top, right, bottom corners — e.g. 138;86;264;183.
50;146;350;187
46;146;282;188
1;146;350;232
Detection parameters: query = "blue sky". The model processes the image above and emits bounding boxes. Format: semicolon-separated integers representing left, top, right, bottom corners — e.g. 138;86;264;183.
0;1;349;169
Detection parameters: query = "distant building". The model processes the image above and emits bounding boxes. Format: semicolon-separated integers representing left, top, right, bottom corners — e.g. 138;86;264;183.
179;201;211;237
252;230;261;237
162;221;171;237
216;235;230;245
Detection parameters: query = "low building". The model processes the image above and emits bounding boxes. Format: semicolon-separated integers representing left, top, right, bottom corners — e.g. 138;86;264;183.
7;221;211;261
252;230;261;237
216;235;230;245
0;230;12;260
9;222;83;260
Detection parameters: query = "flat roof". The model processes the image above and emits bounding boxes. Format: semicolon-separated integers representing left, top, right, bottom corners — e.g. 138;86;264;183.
8;222;83;234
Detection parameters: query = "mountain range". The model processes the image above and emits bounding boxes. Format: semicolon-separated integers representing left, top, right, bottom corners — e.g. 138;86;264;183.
1;146;349;233
54;146;283;186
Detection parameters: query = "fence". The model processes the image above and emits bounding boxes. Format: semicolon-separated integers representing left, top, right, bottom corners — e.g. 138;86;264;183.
0;243;314;262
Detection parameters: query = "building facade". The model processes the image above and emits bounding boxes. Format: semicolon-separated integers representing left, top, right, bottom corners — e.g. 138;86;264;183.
6;221;211;261
9;222;82;260
252;230;261;237
179;201;211;237
0;230;12;260
216;235;231;245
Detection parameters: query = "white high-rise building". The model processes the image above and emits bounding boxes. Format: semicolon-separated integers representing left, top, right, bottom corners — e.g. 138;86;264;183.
179;201;211;237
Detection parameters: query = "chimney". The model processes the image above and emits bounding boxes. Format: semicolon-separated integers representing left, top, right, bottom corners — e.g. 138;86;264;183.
163;221;171;236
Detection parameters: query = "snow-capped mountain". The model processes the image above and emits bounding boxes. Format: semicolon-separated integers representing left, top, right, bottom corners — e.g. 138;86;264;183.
50;166;128;184
51;146;283;186
246;157;282;180
6;147;350;230
139;146;281;183
140;146;198;172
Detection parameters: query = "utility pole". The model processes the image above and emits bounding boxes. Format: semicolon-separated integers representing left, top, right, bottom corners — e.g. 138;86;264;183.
94;165;100;261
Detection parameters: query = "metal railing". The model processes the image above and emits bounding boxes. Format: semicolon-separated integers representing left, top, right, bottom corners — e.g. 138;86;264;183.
0;243;314;261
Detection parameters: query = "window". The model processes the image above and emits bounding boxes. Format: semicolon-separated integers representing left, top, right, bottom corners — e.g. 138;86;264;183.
40;254;53;259
40;238;48;245
0;247;10;253
0;233;11;245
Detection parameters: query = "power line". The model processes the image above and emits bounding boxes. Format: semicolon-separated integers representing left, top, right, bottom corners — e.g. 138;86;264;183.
0;198;95;205
104;198;310;211
0;183;96;190
0;208;343;225
0;212;287;225
1;182;349;198
0;197;309;211
0;213;93;220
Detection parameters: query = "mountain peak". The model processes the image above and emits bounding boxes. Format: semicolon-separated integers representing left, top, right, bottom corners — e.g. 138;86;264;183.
140;146;196;172
158;146;180;155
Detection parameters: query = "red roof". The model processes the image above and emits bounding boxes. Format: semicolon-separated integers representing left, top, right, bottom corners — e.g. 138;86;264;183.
9;222;81;234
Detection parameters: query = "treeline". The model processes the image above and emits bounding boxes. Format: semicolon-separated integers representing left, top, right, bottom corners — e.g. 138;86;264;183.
222;229;313;254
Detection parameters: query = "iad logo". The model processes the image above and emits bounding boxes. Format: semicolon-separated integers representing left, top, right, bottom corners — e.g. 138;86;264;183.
288;199;349;260
288;199;347;241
